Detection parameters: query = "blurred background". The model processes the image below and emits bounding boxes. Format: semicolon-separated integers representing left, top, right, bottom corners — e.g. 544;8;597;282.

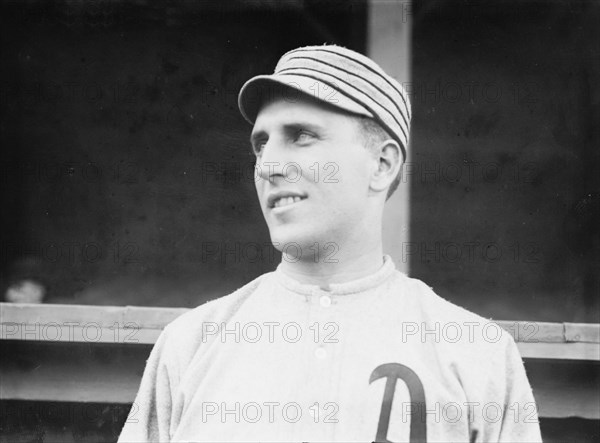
1;0;598;322
0;0;599;441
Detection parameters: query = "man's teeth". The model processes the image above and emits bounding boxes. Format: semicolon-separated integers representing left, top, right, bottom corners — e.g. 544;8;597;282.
274;196;303;208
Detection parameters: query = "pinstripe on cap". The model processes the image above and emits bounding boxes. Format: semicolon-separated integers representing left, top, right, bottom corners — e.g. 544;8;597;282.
238;44;411;160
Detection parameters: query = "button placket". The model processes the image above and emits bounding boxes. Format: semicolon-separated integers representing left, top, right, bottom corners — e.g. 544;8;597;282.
319;294;332;307
314;346;327;359
306;289;345;440
314;291;334;360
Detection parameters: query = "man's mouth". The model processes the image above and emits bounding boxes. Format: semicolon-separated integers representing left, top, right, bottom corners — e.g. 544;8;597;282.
273;196;304;208
267;192;308;209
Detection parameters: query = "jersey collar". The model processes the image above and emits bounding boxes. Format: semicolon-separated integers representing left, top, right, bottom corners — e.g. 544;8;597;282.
274;254;396;296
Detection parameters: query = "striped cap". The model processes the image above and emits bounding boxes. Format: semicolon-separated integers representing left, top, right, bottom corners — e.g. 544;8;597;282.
238;45;411;160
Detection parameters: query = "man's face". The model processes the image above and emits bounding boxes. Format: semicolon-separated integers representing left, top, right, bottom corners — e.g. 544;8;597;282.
251;94;376;254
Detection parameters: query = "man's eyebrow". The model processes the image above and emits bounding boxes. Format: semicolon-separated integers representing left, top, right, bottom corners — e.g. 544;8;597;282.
250;121;326;144
283;121;326;134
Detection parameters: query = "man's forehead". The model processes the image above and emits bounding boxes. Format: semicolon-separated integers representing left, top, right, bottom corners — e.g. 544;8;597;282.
253;92;356;128
251;104;329;140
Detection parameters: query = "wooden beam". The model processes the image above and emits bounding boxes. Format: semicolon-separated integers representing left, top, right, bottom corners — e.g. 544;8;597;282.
2;304;598;359
565;322;600;343
1;303;187;345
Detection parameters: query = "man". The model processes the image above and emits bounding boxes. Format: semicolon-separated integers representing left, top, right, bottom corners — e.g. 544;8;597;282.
118;45;542;442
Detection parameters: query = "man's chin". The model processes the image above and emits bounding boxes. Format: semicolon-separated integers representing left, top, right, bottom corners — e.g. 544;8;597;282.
268;227;326;259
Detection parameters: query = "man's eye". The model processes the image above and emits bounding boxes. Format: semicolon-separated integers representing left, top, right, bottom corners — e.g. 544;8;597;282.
252;141;266;155
294;131;315;143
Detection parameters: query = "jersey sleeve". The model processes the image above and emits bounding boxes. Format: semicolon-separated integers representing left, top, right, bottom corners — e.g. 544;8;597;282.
118;326;179;443
496;335;543;442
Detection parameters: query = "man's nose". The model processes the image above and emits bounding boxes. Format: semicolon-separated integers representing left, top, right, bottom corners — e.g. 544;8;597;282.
255;137;287;183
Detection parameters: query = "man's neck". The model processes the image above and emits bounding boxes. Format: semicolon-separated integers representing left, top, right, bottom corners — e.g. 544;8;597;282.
278;243;385;290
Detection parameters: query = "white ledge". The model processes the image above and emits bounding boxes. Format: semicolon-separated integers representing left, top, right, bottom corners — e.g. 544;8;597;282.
1;302;599;360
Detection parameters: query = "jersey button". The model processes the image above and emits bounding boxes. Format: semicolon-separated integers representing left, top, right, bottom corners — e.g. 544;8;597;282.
314;347;327;359
319;295;332;307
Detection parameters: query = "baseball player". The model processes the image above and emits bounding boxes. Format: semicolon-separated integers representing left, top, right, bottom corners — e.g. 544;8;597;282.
118;45;542;442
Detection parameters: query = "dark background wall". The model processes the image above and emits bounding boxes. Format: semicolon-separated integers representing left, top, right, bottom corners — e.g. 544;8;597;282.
0;0;367;307
0;0;597;323
409;0;599;322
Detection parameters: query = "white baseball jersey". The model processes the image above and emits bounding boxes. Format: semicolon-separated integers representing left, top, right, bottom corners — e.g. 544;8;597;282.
118;255;542;442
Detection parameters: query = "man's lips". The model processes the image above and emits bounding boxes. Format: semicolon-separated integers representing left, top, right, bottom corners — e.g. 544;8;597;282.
267;191;308;209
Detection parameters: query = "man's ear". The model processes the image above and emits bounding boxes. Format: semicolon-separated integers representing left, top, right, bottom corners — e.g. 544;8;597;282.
369;139;403;194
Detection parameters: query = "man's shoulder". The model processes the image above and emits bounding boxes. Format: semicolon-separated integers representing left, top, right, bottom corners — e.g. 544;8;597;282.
401;273;489;320
164;271;273;335
398;272;516;349
148;271;275;365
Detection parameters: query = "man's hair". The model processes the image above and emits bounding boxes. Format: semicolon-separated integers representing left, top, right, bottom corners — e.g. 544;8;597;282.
354;116;402;200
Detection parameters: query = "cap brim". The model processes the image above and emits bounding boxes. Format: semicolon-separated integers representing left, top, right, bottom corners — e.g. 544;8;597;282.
238;74;374;124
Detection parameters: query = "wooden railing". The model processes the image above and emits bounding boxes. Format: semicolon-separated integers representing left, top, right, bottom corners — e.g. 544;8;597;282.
1;303;599;419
